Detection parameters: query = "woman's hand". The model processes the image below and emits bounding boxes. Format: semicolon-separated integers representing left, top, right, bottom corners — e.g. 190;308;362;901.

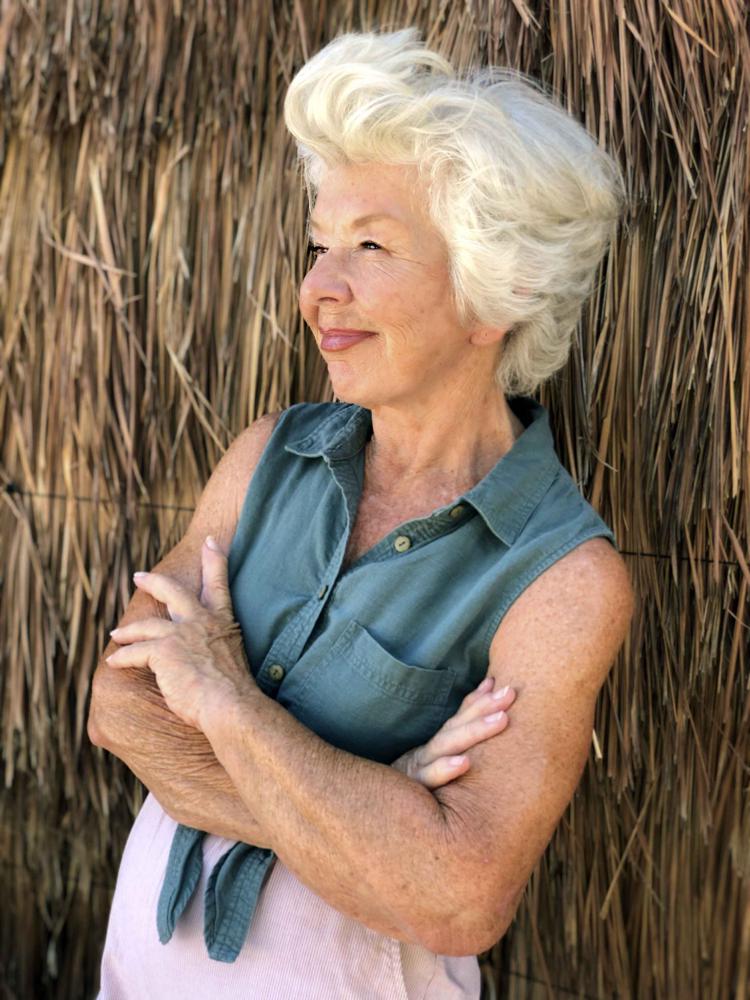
391;676;516;789
104;536;256;731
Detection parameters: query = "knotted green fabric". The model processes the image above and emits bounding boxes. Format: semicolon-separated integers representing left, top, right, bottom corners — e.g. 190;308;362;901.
156;395;617;961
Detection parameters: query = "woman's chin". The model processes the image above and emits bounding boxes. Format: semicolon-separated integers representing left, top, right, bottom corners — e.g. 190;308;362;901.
325;357;407;409
330;382;373;407
327;366;375;407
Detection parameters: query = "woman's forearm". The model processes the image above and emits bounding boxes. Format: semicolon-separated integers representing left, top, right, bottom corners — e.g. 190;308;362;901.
200;686;487;952
88;601;272;845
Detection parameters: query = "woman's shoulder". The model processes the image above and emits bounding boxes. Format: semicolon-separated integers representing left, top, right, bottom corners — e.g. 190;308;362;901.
245;401;365;459
227;402;357;507
527;461;618;550
234;401;348;453
488;463;632;681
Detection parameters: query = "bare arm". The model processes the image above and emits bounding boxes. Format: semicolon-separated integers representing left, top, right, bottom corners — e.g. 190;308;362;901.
187;537;635;953
87;413;281;842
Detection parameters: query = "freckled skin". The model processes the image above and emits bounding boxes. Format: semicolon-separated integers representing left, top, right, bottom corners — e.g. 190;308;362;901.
299;162;510;414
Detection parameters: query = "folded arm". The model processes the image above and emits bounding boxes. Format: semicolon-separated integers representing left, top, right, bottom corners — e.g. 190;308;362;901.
88;414;514;850
87;416;281;844
90;586;270;844
185;537;635;954
89;415;634;954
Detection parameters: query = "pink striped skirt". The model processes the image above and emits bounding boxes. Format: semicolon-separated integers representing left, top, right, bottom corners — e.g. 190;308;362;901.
98;793;481;999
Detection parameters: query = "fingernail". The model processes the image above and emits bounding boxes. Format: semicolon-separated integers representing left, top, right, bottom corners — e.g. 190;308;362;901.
205;535;221;551
133;571;147;579
109;628;120;636
484;710;506;723
449;756;467;765
477;677;493;692
492;686;510;700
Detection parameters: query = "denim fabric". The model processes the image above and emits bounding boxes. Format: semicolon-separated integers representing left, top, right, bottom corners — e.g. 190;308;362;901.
157;395;617;961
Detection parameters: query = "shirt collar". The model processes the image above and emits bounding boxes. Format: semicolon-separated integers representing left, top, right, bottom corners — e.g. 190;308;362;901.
286;396;560;546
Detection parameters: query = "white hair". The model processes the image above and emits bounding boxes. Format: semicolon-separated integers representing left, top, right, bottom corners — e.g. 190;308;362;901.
283;28;627;396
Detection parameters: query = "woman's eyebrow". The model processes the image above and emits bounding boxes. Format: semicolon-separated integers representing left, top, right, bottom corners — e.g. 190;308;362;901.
307;212;405;233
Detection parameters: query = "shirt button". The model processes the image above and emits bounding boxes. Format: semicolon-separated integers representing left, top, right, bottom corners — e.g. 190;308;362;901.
394;535;411;553
317;584;329;600
268;664;285;682
449;505;466;519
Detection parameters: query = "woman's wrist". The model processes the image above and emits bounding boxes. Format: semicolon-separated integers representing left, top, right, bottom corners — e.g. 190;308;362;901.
199;679;265;752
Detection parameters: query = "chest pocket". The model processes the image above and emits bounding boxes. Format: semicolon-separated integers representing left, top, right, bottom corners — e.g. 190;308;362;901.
286;620;457;764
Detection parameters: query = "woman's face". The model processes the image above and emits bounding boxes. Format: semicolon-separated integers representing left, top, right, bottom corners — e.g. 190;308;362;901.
299;161;490;409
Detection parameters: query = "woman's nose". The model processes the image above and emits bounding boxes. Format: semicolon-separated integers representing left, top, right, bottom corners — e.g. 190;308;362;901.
299;251;354;310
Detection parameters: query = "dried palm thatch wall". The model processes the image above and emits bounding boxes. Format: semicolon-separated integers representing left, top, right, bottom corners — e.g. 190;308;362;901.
0;1;747;998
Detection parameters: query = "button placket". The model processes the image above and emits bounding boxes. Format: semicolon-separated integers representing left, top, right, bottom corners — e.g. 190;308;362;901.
257;514;350;695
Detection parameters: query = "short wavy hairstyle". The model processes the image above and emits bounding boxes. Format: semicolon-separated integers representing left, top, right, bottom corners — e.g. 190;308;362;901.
284;28;627;397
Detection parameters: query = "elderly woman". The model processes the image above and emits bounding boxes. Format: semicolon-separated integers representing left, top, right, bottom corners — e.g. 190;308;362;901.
89;28;634;1000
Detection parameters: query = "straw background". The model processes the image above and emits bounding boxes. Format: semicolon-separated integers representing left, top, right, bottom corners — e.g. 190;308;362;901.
0;1;748;998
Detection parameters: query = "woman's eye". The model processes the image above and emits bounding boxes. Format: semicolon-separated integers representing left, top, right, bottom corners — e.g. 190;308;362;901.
306;240;382;257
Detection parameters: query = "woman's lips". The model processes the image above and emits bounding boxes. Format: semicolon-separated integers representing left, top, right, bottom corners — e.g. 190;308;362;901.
319;329;375;351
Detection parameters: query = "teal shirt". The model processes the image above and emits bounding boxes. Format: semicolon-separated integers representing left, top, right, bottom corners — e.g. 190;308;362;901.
156;395;617;961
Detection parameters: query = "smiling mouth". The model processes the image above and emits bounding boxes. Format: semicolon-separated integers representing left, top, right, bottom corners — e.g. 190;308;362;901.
319;329;376;351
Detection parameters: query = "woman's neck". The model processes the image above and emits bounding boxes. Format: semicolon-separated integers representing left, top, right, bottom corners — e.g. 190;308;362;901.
364;389;525;498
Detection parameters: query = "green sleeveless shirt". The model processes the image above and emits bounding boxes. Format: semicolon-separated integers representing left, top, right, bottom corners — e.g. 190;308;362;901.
156;395;617;961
